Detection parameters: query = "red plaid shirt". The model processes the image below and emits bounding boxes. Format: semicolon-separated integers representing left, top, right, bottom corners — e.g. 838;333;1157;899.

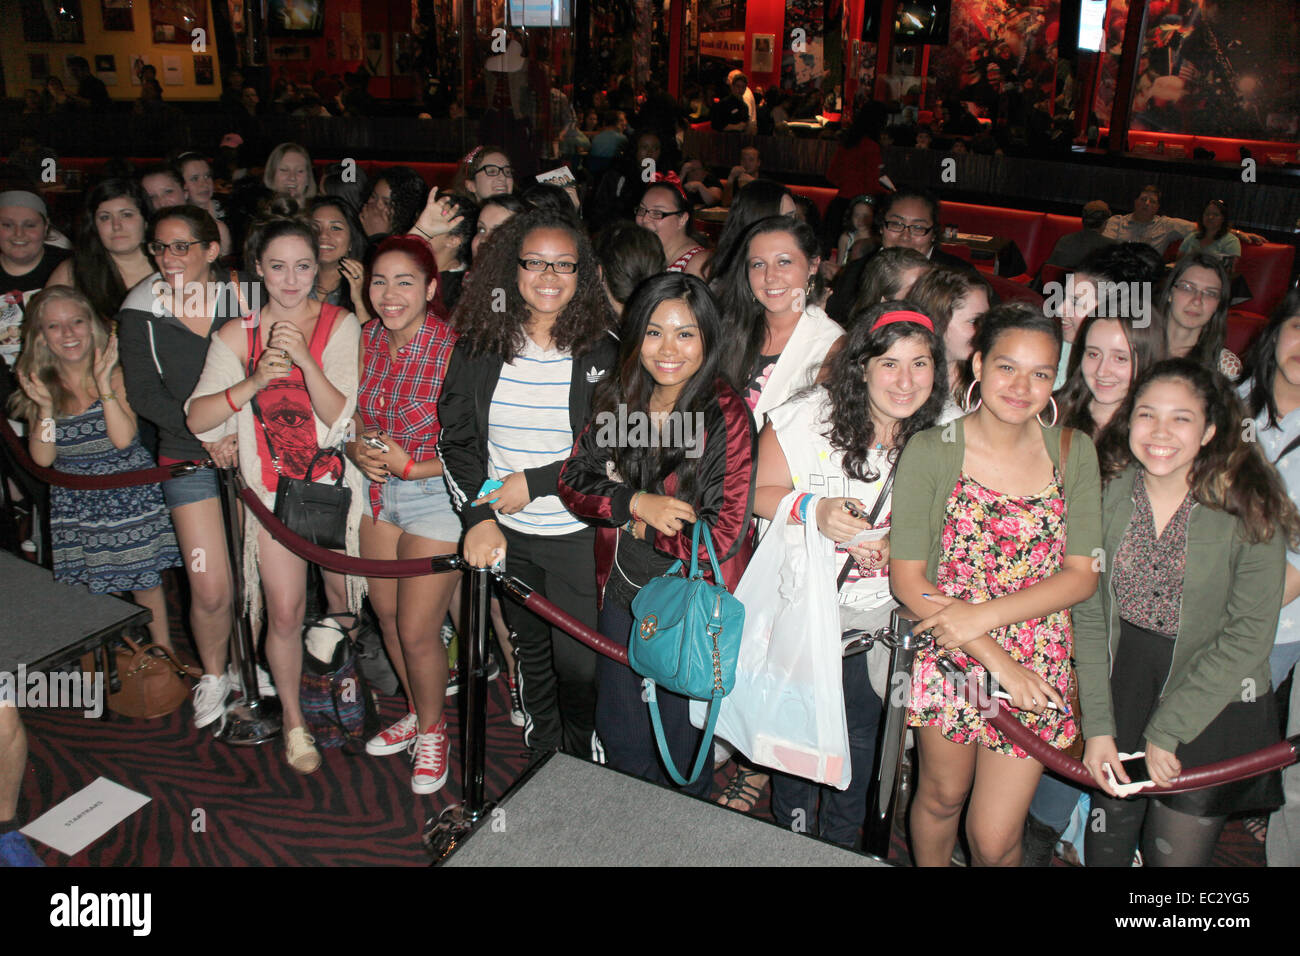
358;310;457;516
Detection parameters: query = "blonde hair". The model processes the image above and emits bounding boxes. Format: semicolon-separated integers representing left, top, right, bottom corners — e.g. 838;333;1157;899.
263;142;317;200
6;286;109;422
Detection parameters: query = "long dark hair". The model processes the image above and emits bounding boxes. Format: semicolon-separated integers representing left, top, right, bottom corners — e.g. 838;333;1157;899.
1097;358;1300;547
822;300;946;481
1159;253;1230;372
1056;313;1165;439
593;272;723;504
854;248;939;321
449;207;615;362
705;179;791;286
362;166;428;237
596;220;667;309
306;195;365;261
717;215;823;390
73;178;149;320
1195;198;1231;241
1241;286;1300;428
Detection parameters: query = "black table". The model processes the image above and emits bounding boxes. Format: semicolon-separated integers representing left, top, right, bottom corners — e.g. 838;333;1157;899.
0;550;149;674
941;233;1028;277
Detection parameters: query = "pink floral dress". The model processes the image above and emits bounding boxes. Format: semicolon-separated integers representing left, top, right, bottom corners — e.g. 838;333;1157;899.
907;471;1078;757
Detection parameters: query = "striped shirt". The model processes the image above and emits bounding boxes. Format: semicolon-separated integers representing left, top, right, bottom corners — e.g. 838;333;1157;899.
488;337;584;535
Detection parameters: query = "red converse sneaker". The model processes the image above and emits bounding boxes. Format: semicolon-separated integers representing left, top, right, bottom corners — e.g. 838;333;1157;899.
410;718;450;794
366;711;418;756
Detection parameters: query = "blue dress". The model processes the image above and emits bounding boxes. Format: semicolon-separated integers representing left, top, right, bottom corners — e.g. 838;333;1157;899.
51;401;181;593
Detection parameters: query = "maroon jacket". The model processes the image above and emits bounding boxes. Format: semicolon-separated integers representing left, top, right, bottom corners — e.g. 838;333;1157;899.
557;378;757;608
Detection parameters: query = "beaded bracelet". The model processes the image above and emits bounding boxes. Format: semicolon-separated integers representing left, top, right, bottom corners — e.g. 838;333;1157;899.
629;490;645;522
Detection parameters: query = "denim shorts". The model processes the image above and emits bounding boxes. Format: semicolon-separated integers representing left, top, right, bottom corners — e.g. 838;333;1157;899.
367;475;463;543
162;466;221;510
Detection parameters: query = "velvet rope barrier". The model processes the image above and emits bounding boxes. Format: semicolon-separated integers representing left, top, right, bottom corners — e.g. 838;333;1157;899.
930;653;1300;797
1;415;206;488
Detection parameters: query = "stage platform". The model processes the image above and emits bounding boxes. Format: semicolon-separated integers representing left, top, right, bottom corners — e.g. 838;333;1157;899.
443;753;886;867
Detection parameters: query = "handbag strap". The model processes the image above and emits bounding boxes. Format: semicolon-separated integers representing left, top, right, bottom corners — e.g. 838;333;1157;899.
835;459;897;591
689;519;727;584
644;679;720;787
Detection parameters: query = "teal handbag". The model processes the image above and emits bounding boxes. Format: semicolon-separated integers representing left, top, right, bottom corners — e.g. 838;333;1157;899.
628;520;745;785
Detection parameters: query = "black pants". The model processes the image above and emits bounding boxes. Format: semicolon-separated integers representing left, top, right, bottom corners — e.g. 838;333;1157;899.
594;601;714;799
498;525;598;757
770;650;882;848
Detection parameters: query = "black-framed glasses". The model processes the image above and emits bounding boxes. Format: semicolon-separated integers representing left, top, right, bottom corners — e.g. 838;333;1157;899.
634;205;683;222
1172;280;1222;302
882;219;934;237
475;163;513;179
518;258;578;274
147;239;202;256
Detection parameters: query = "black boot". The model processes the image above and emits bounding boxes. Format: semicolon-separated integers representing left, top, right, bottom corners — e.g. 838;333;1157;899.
1021;813;1063;867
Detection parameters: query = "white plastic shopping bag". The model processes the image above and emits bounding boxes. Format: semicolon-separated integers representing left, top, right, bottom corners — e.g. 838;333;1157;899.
693;492;850;788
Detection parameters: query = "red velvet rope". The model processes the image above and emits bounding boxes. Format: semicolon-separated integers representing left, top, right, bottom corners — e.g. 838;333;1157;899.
235;484;462;578
1;415;204;488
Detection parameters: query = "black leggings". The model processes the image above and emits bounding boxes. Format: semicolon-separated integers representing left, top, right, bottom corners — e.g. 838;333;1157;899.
1085;794;1226;867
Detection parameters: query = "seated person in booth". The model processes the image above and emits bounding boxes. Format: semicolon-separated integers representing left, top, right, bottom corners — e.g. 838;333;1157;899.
727;147;762;198
678;160;722;209
1103;184;1261;254
1044;200;1116;273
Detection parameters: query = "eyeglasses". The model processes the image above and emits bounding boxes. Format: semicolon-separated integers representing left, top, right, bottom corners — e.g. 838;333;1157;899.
882;219;934;237
475;164;513;179
1172;280;1221;302
634;206;683;222
518;258;578;274
147;239;202;256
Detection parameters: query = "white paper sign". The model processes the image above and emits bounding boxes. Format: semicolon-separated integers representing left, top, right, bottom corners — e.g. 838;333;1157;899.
536;165;575;187
22;777;150;856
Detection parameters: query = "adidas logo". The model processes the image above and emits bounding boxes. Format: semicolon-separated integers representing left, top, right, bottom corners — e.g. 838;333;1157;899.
586;366;606;383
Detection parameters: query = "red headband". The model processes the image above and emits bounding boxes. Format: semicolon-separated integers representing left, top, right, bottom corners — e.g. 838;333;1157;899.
652;170;688;201
869;309;934;333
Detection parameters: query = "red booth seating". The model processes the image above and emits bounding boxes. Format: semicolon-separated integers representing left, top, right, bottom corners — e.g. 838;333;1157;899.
1230;239;1296;323
786;184;838;221
986;272;1045;310
938;201;1044;283
1099;129;1299;163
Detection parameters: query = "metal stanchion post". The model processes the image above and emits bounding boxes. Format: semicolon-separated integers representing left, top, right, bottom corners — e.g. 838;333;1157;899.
862;609;919;860
423;565;491;860
213;468;281;744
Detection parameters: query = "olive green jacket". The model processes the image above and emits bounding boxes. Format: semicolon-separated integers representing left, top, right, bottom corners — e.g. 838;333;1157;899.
1072;464;1283;753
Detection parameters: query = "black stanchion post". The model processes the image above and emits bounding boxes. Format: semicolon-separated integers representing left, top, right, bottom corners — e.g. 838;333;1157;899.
863;609;918;860
214;468;281;744
423;565;492;861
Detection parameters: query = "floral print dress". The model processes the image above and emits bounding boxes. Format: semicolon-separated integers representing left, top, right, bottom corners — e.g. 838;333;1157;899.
907;471;1078;757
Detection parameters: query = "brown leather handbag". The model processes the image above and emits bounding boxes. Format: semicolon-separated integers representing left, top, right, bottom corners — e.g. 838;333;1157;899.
82;635;201;719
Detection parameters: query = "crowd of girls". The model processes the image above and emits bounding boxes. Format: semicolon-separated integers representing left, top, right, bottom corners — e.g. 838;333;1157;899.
4;138;1297;867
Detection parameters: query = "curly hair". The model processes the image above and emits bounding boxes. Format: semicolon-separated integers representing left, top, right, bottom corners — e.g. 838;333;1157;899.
821;299;947;481
361;166;428;237
1096;358;1300;547
449;207;615;362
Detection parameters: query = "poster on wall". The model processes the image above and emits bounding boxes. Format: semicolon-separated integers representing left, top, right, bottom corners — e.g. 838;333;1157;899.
1131;0;1298;140
228;0;245;33
163;56;184;85
21;0;85;42
194;54;214;85
928;0;1060;126
101;0;135;31
341;10;364;61
783;0;827;95
95;54;119;86
365;33;390;77
752;35;775;74
130;54;154;86
149;0;209;44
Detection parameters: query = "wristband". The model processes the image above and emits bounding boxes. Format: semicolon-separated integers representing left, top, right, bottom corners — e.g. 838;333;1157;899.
225;387;241;412
790;493;813;525
630;490;644;522
100;391;118;403
414;225;433;240
402;459;415;480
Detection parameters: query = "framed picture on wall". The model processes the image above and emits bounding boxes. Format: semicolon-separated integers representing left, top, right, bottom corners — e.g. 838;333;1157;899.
21;0;85;42
163;56;184;85
149;0;209;44
101;0;135;30
95;54;119;85
194;54;214;85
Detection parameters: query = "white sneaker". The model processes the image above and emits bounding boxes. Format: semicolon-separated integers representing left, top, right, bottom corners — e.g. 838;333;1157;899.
192;674;231;729
227;663;277;697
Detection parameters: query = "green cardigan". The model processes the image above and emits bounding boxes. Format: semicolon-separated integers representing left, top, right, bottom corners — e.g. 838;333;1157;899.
1071;465;1283;754
892;418;1104;584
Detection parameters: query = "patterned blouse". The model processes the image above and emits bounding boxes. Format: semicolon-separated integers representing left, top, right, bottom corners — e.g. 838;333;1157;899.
357;309;457;515
1113;470;1196;637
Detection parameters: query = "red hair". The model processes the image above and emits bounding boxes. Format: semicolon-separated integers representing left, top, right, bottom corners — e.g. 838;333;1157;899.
373;235;438;283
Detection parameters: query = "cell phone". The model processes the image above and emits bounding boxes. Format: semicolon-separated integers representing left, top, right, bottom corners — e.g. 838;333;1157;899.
1103;752;1155;796
843;499;867;520
362;435;389;452
474;478;503;506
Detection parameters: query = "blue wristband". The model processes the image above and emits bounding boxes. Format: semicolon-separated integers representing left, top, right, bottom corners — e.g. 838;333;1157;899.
797;493;813;525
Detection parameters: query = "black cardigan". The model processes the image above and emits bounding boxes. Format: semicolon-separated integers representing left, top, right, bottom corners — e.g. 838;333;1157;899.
437;332;619;530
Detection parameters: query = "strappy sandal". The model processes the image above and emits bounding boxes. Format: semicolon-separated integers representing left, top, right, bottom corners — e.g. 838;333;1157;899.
717;767;767;812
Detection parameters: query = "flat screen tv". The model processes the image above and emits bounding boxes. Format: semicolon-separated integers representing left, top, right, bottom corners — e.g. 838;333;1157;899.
268;0;324;37
507;0;571;28
892;1;950;46
1078;0;1108;53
